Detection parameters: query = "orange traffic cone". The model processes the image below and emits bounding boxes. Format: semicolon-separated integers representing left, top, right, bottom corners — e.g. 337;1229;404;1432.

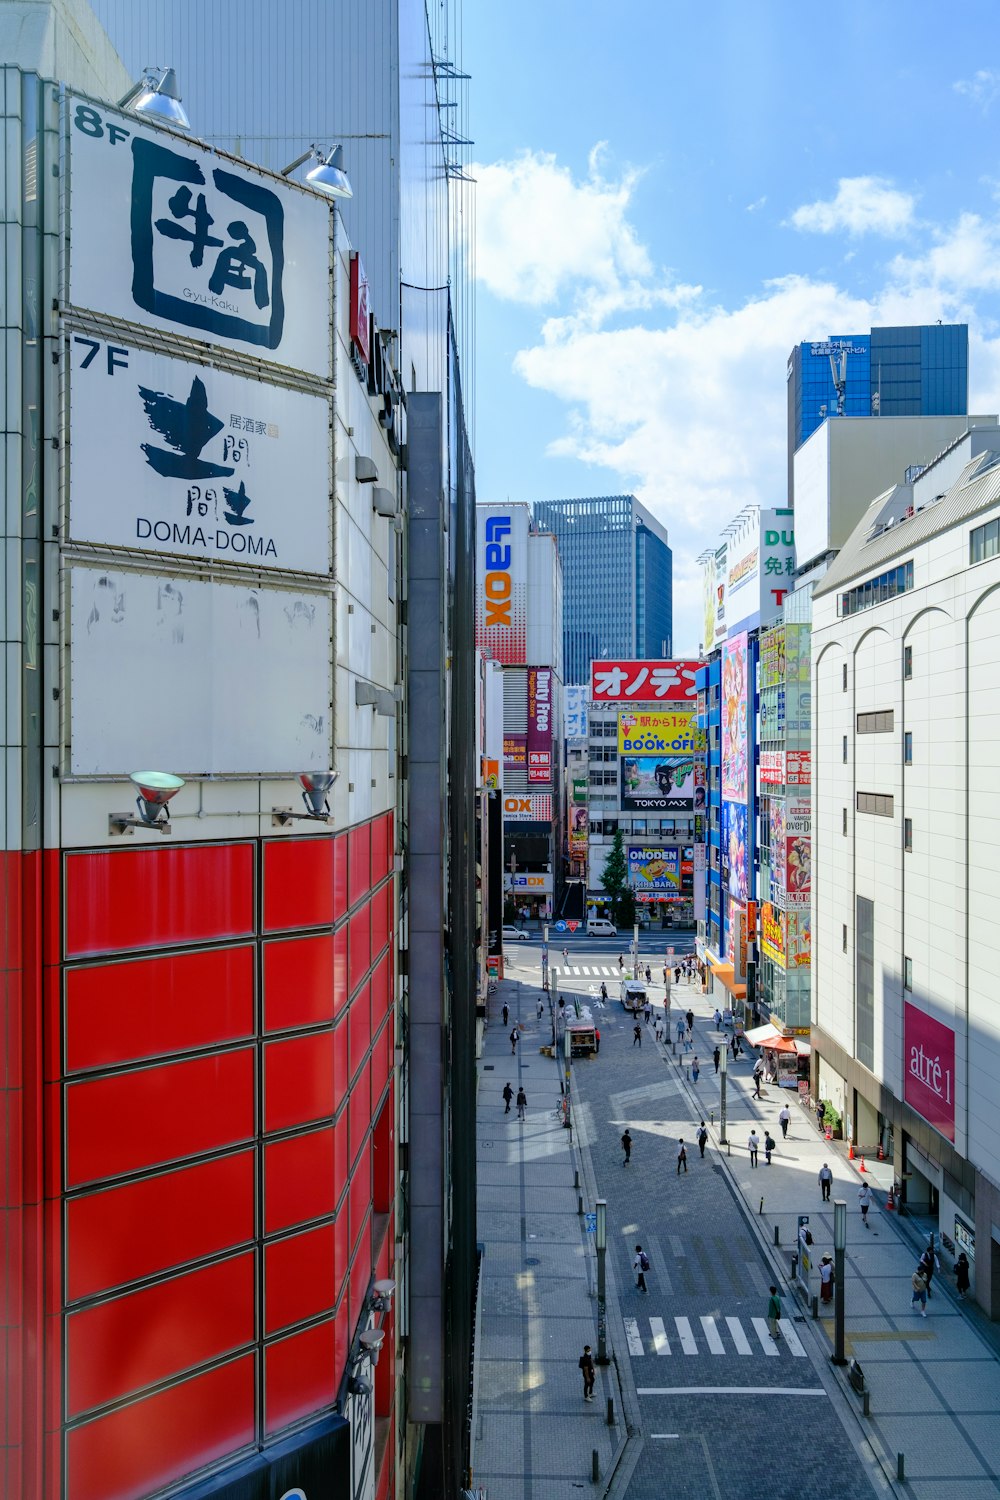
859;1155;868;1173
885;1187;895;1211
825;1124;832;1141
848;1142;854;1160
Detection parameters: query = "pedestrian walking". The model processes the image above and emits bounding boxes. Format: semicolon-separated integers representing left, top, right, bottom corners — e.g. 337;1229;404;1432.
713;1007;723;1030
685;1008;694;1033
600;982;608;1002
752;1058;764;1099
562;947;569;965
819;1254;835;1305
816;1098;826;1132
618;954;624;971
676;1138;688;1173
919;1244;939;1299
858;1182;872;1227
676;1018;686;1043
621;1129;632;1166
501;1001;509;1028
516;1086;527;1121
645;965;652;984
537;997;544;1020
643;1001;652;1025
691;1056;700;1083
662;966;668;987
675;966;681;985
763;1131;775;1165
633;1245;650;1292
766;1285;782;1340
632;1022;642;1047
502;1081;513;1114
654;1021;662;1041
911;1266;928;1316
595;1028;601;1054
955;1252;971;1299
696;1120;709;1158
748;1130;760;1167
713;1046;721;1074
818;1163;833;1201
778;1103;791;1139
683;1029;693;1054
579;1344;596;1401
730;1034;739;1061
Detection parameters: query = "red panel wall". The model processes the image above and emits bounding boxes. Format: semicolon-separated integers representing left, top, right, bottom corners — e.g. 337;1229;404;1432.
65;946;255;1072
264;1320;337;1437
264;1225;336;1335
262;838;335;932
348;823;370;910
264;1129;336;1236
66;1252;255;1417
264;1032;334;1134
64;844;255;958
65;1049;255;1187
263;935;336;1032
349;901;371;993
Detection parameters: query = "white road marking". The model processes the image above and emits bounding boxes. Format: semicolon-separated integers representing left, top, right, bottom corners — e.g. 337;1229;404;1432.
780;1320;807;1357
725;1316;752;1355
751;1318;780;1356
674;1317;698;1355
651;1434;680;1439
700;1315;725;1354
637;1386;826;1397
624;1317;644;1356
650;1317;671;1356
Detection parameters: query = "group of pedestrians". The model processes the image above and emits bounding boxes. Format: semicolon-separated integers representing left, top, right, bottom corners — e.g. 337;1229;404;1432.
500;1080;527;1119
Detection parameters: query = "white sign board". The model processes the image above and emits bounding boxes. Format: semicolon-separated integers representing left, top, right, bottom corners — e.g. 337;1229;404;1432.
69;338;331;573
67;97;332;379
565;685;589;745
69;566;332;775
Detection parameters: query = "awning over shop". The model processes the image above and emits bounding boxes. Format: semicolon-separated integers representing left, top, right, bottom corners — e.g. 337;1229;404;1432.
744;1023;812;1056
709;963;746;1000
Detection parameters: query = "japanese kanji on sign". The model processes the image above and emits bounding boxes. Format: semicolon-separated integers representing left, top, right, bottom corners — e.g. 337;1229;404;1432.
589;659;701;702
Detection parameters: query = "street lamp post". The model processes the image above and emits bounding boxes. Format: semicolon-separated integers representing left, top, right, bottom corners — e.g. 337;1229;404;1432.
632;921;640;979
719;1034;728;1144
542;922;549;995
832;1199;847;1366
595;1199;608;1363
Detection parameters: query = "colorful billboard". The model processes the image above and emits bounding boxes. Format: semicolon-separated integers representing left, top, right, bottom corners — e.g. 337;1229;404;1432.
725;508;796;635
627;847;680;891
618;709;705;813
476;505;528;663
565;685;589;744
569;804;589;857
527;667;553;784
760;902;786;964
722;799;749;903
784;830;811;908
702;551;717;655
503;793;551;821
904;1002;955;1142
714;542;728;645
721;632;749;801
760;626;786;689
787;911;811;969
503;733;526;769
572;776;588;805
590;660;700;703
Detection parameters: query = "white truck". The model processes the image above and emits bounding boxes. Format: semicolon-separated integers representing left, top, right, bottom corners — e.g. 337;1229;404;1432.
620;979;647;1013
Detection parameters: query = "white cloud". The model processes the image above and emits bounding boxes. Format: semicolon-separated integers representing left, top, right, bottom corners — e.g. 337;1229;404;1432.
746;196;767;213
790;176;916;238
954;69;1000;112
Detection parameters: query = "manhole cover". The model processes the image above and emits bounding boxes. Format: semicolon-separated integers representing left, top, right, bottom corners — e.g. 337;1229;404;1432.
524;1256;541;1265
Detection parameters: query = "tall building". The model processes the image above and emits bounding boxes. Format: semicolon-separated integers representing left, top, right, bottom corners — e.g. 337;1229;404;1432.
2;5;478;1500
787;324;969;501
532;495;672;686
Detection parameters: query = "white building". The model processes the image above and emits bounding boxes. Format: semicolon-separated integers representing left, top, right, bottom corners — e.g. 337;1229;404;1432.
811;430;1000;1315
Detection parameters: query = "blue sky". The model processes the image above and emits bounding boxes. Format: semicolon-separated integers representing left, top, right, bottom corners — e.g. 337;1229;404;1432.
463;0;1000;651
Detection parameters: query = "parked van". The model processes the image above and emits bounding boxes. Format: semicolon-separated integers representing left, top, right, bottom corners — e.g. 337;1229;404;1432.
620;980;647;1012
586;918;617;937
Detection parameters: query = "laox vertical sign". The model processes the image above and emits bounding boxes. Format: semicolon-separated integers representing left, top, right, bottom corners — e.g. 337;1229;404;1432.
475;505;527;664
527;667;552;784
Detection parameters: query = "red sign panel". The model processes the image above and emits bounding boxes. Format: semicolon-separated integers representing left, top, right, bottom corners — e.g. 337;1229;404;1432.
590;659;701;702
904;1002;955;1142
349;253;370;366
786;750;811;785
527;667;552;784
759;750;784;785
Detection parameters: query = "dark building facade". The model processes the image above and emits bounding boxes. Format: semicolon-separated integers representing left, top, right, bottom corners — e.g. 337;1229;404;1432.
533;495;672;686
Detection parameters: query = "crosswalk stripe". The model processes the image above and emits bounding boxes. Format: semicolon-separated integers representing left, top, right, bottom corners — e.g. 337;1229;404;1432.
780;1321;807;1357
725;1316;753;1355
700;1315;725;1354
624;1317;644;1356
674;1317;698;1355
650;1317;670;1356
751;1318;780;1356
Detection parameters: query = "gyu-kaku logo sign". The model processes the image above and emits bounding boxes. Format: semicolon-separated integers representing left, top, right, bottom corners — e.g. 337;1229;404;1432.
67;97;331;379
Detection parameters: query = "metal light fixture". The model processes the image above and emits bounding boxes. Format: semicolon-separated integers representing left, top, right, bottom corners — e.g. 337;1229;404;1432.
272;771;338;828
109;771;185;836
358;1327;385;1365
280;144;353;199
371;1279;395;1313
117;67;191;131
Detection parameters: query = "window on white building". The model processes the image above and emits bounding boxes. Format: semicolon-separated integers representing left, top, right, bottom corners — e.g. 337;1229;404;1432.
904;732;913;765
904;956;913;991
904;818;912;852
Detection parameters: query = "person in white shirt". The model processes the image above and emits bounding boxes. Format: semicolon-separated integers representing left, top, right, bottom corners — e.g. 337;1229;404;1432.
747;1130;760;1167
778;1103;791;1139
858;1182;873;1227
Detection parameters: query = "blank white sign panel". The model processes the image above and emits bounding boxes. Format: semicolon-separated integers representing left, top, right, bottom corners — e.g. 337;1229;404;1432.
70;566;333;775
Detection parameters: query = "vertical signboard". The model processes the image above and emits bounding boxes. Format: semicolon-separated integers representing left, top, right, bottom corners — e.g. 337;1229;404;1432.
526;667;552;783
713;542;728;646
784;799;811;908
701;550;717;655
476;505;528;664
721;632;749;801
569;804;589;859
725;508;796;634
903;1002;956;1142
67;96;332;379
565;684;589;744
722;799;749;902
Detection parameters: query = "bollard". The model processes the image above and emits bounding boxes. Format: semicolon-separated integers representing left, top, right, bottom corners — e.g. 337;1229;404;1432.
759;1197;764;1215
897;1454;905;1482
574;1169;580;1189
774;1225;780;1246
812;1294;819;1320
592;1449;600;1483
862;1390;870;1417
606;1396;615;1426
710;1110;715;1126
577;1194;583;1216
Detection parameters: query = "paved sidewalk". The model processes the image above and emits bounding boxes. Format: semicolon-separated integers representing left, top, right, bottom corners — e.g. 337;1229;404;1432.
661;979;1000;1500
471;974;626;1499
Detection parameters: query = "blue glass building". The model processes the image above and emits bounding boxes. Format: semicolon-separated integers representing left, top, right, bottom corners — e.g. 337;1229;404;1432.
532;495;672;686
787;324;968;498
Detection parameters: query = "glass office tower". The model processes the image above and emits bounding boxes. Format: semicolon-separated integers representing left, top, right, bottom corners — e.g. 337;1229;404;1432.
786;323;969;498
533;495;672;686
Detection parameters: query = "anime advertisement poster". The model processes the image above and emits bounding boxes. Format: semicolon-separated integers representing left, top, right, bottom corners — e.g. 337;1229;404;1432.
787;911;811;968
760;902;786;964
768;801;786;903
721;632;749;801
627;847;681;890
702;551;717;655
723;799;749;903
618;709;706;814
785;830;811;907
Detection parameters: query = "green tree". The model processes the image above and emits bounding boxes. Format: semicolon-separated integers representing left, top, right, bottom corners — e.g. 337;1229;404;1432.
601;830;633;927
